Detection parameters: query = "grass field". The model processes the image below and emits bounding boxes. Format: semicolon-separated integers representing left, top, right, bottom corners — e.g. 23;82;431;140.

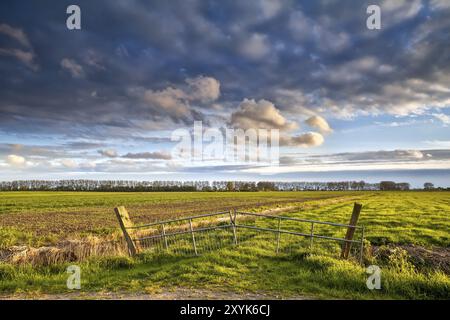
0;191;449;299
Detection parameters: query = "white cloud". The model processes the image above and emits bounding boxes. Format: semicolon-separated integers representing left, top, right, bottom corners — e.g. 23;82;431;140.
141;76;221;122
231;98;298;130
98;149;118;158
60;159;78;168
281;132;324;147
6;154;26;167
305;115;332;134
424;140;450;148
433;113;450;125
186;76;220;103
60;58;84;78
79;161;97;169
144;87;191;119
275;72;450;119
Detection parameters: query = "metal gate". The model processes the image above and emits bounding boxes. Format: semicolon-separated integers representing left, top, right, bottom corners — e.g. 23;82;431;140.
115;203;365;263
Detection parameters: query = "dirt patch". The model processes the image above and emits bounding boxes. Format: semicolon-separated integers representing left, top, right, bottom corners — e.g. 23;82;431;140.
0;194;356;238
0;288;310;300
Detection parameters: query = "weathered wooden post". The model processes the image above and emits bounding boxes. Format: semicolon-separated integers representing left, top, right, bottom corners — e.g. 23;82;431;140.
341;203;363;259
114;206;137;256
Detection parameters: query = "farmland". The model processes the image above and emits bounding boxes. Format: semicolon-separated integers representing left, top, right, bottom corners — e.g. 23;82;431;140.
0;191;449;299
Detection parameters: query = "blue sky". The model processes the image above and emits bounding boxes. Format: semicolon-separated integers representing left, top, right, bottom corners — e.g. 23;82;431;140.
0;0;449;187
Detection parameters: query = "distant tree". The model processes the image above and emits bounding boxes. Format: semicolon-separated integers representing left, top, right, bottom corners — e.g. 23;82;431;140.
396;183;410;191
380;181;397;191
257;181;277;191
424;182;434;190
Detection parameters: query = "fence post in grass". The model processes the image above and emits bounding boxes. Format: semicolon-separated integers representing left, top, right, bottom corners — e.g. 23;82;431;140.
114;206;137;256
162;223;168;251
309;222;314;250
341;203;363;259
276;217;281;253
229;209;238;246
359;226;365;265
189;218;198;255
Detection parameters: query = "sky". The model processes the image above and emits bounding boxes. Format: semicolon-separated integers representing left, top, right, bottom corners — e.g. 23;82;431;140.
0;0;449;187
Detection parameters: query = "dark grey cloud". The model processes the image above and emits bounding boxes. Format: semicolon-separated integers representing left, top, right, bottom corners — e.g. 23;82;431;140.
122;151;172;160
0;0;449;141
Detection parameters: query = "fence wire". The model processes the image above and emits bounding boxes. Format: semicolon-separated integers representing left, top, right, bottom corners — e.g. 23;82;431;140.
128;210;365;262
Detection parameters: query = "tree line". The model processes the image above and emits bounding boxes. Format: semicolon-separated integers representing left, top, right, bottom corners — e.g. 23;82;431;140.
0;180;446;191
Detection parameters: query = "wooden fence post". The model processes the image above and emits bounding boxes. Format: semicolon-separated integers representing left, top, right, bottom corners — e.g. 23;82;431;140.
341;203;363;259
114;206;137;256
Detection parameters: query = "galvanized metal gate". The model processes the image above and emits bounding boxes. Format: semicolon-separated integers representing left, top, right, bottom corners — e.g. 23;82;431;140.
115;203;365;263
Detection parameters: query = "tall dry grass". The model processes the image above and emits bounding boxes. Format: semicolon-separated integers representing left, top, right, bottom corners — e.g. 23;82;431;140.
0;236;127;266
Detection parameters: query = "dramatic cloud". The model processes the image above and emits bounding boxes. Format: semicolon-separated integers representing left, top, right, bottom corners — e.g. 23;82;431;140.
60;58;84;78
185;76;220;103
281;132;324;147
140;76;220;123
143;87;190;120
0;1;449;180
231;99;297;131
305;116;332;134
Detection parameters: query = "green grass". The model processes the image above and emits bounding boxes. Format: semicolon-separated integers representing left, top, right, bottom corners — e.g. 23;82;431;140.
1;243;448;299
0;191;449;299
